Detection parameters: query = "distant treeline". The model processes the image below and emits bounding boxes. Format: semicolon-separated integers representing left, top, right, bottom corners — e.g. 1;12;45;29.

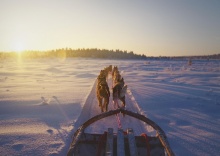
0;48;219;60
151;54;220;60
0;48;146;59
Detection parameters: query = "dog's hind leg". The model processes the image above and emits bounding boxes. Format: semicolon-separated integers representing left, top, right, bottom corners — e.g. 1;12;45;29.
113;98;119;109
97;96;102;107
119;96;126;117
100;98;104;113
104;97;109;112
120;96;126;108
98;97;104;112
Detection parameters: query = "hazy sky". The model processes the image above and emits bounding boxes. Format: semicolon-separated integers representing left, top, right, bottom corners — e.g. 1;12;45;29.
1;0;220;56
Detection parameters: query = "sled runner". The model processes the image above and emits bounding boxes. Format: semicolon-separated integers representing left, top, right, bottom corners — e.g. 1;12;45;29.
67;109;174;156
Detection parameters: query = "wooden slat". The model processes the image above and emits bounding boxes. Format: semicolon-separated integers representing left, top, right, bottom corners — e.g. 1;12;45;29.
127;128;138;156
117;128;125;156
105;128;113;156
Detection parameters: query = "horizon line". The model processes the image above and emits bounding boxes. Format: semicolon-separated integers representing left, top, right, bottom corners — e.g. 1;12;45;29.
0;48;219;58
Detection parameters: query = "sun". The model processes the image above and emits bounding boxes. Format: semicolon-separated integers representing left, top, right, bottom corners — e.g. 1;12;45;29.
14;42;25;53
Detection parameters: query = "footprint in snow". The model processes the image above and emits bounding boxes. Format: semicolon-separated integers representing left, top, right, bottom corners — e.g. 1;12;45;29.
47;129;53;134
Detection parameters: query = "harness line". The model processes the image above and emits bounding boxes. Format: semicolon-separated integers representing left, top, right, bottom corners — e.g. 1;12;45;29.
111;69;123;129
112;99;123;129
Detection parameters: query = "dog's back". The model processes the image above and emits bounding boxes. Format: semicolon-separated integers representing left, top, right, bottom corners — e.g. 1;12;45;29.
112;77;126;108
96;71;110;98
96;74;110;112
97;81;110;98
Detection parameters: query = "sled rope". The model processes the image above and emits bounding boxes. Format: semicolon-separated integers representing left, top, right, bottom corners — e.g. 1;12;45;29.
111;69;124;129
115;112;122;129
112;100;122;128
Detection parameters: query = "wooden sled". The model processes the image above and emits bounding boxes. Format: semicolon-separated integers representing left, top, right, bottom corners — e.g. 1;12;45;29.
67;109;175;156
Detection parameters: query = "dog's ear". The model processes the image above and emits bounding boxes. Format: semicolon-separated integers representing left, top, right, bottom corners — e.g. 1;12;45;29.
100;70;105;75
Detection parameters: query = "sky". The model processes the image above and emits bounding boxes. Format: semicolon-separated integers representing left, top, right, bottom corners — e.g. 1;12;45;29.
0;0;220;56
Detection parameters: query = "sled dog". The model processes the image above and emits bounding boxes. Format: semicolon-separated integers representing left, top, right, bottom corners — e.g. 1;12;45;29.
112;77;127;109
96;71;110;112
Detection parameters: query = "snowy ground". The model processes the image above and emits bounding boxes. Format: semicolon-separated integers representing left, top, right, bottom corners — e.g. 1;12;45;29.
0;57;220;156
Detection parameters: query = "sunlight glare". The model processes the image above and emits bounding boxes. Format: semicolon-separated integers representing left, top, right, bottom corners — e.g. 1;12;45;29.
14;42;25;53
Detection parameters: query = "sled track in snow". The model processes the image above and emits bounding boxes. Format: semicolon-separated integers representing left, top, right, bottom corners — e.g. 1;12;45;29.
73;76;156;136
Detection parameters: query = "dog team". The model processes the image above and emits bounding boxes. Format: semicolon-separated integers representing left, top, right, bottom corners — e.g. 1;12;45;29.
96;65;127;113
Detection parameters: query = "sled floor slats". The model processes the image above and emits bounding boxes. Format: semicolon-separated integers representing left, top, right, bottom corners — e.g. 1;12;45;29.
127;128;138;156
106;128;113;156
117;128;125;156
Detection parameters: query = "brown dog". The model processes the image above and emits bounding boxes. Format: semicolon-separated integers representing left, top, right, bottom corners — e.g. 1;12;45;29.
112;66;122;85
96;71;110;113
102;65;112;79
